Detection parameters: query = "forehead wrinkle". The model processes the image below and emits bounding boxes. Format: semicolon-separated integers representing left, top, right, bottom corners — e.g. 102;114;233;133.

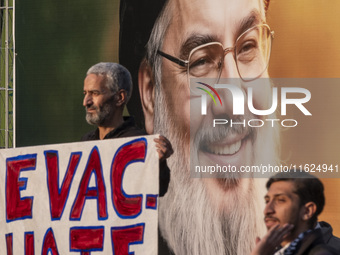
175;9;264;60
268;188;298;201
165;1;265;58
273;193;289;198
265;192;286;198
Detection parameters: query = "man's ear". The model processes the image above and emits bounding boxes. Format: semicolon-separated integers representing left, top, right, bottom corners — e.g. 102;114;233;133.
138;59;155;134
115;89;127;107
301;202;317;221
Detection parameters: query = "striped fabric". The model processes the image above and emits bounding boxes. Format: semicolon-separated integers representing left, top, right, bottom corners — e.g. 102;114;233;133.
284;230;312;255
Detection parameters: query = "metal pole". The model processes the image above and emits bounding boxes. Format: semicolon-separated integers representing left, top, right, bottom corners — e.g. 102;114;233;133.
12;0;15;147
4;0;8;148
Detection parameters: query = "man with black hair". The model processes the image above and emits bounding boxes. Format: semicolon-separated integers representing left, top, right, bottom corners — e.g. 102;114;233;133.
254;171;339;255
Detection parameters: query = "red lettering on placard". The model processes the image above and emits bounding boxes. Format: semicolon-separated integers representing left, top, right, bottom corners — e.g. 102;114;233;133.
70;226;104;254
41;228;59;255
6;154;36;222
111;138;147;218
70;147;107;220
25;232;34;255
146;195;158;210
111;223;145;255
45;151;81;220
6;233;12;255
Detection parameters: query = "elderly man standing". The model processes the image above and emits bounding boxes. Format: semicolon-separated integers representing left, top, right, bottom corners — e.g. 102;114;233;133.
81;62;172;197
119;0;279;254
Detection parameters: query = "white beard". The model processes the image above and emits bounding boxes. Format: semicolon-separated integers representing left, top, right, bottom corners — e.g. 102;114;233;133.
154;83;278;255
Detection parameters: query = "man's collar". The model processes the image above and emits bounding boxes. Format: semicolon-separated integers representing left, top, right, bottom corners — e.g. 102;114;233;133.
315;222;321;229
274;243;290;255
317;221;333;243
102;116;135;139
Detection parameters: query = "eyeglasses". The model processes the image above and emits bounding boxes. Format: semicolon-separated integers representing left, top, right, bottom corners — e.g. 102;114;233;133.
157;24;274;90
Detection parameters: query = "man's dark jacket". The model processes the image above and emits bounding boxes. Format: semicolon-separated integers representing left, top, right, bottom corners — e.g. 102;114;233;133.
319;221;340;253
295;228;338;255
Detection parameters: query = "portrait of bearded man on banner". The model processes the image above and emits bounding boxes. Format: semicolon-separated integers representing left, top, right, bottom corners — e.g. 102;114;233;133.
120;0;278;254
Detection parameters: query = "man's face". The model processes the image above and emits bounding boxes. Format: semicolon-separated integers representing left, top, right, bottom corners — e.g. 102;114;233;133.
144;0;277;254
264;181;303;242
83;74;115;126
158;0;275;202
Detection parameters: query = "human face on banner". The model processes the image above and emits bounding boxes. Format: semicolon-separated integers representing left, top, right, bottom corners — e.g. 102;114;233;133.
83;74;115;126
158;0;274;191
152;0;274;254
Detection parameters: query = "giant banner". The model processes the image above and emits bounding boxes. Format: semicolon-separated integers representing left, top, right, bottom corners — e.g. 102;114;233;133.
0;136;159;254
14;0;340;254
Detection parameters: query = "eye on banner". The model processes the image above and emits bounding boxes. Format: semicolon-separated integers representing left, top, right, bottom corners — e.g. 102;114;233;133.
0;135;159;254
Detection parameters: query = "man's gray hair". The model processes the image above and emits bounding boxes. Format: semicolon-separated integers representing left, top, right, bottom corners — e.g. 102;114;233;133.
87;62;133;103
